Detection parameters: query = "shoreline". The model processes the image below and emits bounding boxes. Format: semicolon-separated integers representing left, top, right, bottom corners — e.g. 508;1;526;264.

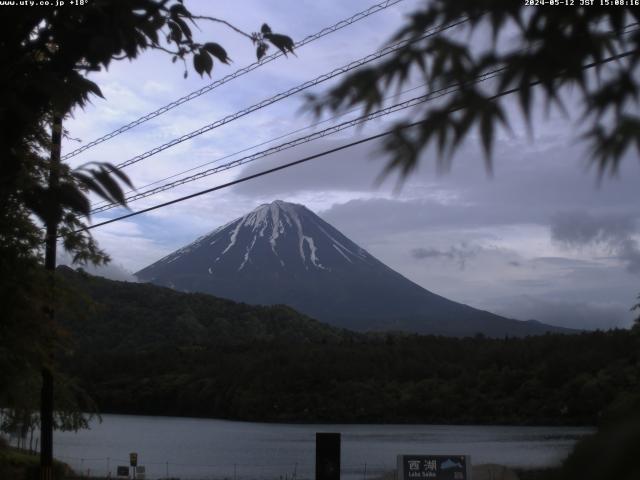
1;445;561;480
77;410;598;429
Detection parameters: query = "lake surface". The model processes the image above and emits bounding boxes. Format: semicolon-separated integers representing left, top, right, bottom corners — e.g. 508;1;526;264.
50;414;593;480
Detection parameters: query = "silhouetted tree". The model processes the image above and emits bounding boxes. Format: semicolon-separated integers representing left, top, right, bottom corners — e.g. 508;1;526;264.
311;2;639;178
1;0;293;265
0;0;294;456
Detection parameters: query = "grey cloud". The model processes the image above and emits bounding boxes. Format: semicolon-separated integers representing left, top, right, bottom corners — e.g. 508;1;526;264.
57;250;138;282
531;256;601;268
319;197;639;332
550;211;636;247
492;295;634;330
233;116;640;226
550;211;640;274
411;243;479;269
619;239;640;274
527;257;637;305
412;247;454;259
87;262;139;282
320;196;533;242
508;279;550;288
232;137;388;197
311;142;640;243
320;197;467;240
410;242;525;271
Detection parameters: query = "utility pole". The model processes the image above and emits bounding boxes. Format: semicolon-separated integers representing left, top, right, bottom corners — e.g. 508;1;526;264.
41;113;62;480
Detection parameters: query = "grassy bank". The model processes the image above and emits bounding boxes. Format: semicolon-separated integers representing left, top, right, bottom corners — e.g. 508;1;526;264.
0;440;71;480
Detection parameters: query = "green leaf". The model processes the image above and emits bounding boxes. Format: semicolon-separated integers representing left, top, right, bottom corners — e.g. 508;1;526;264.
72;172;111;202
203;43;230;64
200;50;213;76
57;183;91;216
82;78;104;99
518;80;533;127
193;52;205;75
168;21;182;43
256;42;268;60
264;33;295;56
480;112;494;158
91;167;128;205
169;3;190;18
149;13;165;30
101;163;134;189
173;17;192;40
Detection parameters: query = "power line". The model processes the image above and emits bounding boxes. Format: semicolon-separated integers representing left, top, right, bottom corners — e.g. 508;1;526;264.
89;70;503;215
77;129;405;233
88;81;430;211
110;18;469;171
60;0;406;161
73;47;638;235
88;93;438;214
89;21;640;210
87;17;637;188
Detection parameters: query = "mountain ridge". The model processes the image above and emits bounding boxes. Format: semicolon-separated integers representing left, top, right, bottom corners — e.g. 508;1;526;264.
57;265;350;351
136;200;571;337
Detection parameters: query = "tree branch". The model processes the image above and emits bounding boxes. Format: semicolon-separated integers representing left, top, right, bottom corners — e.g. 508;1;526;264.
151;45;182;56
190;15;253;40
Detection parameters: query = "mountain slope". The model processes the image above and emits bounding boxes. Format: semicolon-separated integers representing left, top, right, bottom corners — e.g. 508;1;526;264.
57;266;349;352
136;200;569;337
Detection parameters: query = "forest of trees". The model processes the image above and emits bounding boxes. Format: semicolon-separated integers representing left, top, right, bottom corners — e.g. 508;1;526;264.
65;330;640;426
55;268;640;426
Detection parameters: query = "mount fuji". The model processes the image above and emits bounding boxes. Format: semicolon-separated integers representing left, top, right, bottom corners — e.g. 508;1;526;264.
135;200;568;337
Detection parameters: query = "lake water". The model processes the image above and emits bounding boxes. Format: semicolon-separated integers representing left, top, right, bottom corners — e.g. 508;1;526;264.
50;414;593;480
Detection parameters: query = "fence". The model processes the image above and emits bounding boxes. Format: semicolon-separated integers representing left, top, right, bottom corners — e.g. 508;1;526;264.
54;455;394;480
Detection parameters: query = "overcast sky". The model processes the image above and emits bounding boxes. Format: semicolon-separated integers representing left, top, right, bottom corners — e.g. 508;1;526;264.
60;0;640;330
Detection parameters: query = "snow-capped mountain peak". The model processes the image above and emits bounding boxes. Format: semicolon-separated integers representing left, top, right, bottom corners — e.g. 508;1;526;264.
136;200;569;337
143;200;371;279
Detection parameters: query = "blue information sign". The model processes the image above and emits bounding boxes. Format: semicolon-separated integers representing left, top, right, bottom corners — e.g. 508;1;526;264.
397;455;471;480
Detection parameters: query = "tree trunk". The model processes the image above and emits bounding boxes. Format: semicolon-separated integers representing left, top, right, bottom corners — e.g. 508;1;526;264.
40;113;62;480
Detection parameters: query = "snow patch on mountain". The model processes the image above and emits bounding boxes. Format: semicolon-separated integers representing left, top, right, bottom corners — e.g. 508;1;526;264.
303;235;326;270
333;244;353;263
150;200;371;275
207;200;337;270
239;235;258;271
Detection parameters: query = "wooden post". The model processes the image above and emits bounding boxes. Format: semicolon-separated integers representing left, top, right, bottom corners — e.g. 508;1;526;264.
40;113;62;480
316;433;340;480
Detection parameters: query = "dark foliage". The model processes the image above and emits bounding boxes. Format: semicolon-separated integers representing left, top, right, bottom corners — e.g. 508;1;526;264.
56;266;349;351
0;446;69;480
57;269;640;426
0;0;293;419
0;0;294;265
310;2;640;179
559;414;640;480
632;293;640;326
